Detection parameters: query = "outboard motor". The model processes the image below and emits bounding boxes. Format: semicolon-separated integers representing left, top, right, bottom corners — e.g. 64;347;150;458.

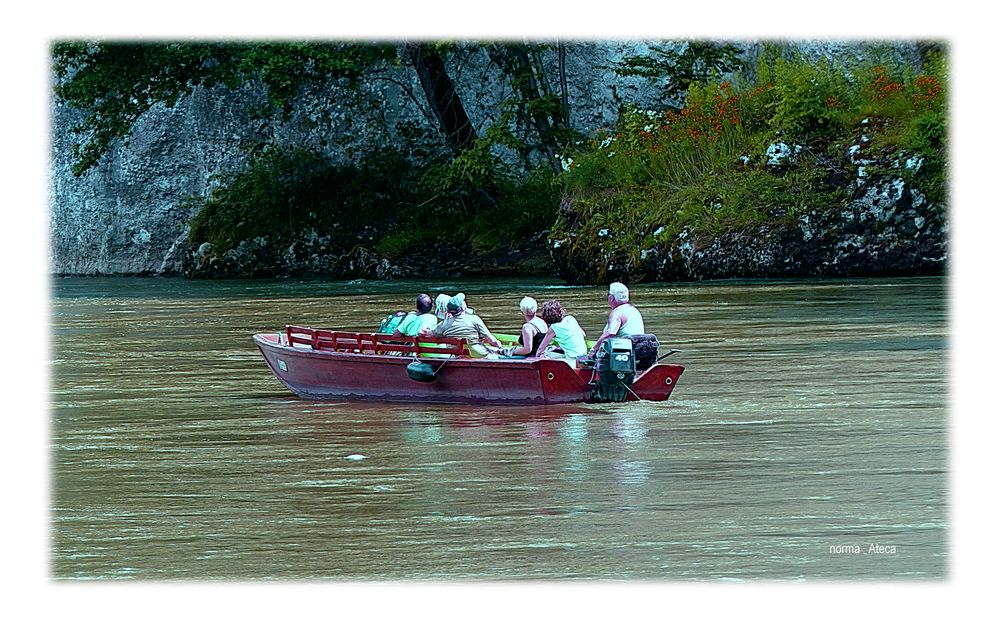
592;338;637;402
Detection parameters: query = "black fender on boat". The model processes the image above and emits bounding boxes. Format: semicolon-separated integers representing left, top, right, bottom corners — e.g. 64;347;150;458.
406;360;438;383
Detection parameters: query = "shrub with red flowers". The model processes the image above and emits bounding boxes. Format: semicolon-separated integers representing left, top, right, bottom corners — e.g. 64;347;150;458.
857;61;947;123
551;45;948;281
867;66;905;102
913;75;944;111
623;82;761;151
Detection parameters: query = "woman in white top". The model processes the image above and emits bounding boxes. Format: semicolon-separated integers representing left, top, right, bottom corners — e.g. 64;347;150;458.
536;299;588;360
501;296;548;357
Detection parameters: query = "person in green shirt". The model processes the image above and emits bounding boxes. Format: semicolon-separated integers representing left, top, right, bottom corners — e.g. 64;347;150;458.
393;293;438;338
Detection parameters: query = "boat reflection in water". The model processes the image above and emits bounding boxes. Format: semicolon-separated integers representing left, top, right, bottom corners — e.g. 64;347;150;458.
258;395;592;438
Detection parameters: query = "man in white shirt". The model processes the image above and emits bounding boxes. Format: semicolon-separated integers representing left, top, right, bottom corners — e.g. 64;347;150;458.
586;282;645;359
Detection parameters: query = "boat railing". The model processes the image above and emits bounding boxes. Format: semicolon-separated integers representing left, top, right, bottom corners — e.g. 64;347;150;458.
284;325;468;358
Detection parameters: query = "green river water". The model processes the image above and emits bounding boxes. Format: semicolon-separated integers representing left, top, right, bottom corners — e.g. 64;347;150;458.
50;276;947;580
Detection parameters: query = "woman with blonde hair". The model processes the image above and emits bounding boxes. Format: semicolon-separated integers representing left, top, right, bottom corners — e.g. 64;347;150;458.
500;296;548;357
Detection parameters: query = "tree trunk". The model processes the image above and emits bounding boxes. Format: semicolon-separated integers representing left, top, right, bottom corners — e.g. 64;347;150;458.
558;42;570;128
405;43;477;156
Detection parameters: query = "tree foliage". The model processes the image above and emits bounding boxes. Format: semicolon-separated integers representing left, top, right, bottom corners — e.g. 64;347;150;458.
53;40;586;179
613;41;746;105
487;42;574;171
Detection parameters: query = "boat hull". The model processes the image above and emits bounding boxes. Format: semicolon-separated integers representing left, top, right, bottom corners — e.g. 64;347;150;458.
253;333;683;405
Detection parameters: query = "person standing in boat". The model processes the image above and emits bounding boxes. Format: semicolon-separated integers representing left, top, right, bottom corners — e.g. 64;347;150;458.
421;296;502;358
500;296;548;357
393;293;438;338
586;282;646;359
535;300;588;363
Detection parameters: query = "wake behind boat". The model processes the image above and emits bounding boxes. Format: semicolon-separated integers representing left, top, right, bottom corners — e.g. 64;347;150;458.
253;325;684;405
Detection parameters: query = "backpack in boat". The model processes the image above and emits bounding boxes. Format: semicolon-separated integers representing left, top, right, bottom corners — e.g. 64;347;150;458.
630;334;659;370
378;311;412;334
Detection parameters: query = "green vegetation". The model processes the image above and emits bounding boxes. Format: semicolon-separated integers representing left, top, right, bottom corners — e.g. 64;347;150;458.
188;147;417;253
187;142;562;269
54;41;947;280
54;41;575;274
555;44;948;269
612;41;746;105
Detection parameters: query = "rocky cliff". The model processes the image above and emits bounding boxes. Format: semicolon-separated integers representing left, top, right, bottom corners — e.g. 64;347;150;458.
50;41;934;280
50;41;665;276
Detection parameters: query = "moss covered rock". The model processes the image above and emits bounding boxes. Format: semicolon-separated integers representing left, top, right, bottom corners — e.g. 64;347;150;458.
549;166;946;283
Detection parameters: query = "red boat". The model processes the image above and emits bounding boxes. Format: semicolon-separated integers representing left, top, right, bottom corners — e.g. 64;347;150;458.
253;325;684;405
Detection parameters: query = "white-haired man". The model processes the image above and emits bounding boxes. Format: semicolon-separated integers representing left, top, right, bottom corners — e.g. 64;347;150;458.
586;282;645;359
